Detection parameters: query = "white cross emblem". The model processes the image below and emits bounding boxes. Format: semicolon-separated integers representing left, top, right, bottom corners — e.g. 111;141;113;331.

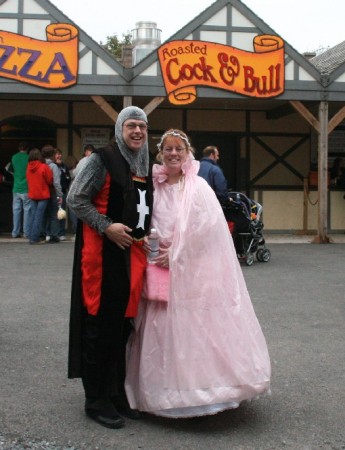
136;189;149;230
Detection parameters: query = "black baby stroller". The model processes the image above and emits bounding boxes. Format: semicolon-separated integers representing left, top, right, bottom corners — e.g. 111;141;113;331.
223;192;271;266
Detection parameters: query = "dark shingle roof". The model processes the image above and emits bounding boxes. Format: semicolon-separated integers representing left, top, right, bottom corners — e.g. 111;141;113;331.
310;41;345;74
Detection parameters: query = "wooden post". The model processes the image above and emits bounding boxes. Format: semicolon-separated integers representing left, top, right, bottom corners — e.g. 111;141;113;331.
123;96;132;108
303;178;308;232
313;101;330;243
290;100;345;243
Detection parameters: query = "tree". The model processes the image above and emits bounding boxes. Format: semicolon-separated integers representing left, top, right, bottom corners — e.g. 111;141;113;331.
101;32;132;59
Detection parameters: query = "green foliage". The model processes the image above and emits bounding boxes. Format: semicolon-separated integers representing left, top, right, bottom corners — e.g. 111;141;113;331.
101;32;132;59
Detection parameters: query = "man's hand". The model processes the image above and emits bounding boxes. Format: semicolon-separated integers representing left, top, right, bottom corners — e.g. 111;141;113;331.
104;223;133;249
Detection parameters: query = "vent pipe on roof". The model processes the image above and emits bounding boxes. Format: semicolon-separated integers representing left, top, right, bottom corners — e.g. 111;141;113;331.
131;21;161;65
303;52;317;60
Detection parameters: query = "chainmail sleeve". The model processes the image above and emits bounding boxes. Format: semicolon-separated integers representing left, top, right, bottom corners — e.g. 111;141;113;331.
67;153;112;235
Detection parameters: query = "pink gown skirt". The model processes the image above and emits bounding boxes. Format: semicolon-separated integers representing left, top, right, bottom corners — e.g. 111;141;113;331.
125;174;271;418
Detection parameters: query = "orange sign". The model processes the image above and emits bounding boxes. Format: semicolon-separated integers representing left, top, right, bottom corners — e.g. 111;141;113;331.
158;36;285;105
0;24;78;89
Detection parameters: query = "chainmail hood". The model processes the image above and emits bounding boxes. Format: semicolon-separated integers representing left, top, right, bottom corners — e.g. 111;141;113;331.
115;106;149;177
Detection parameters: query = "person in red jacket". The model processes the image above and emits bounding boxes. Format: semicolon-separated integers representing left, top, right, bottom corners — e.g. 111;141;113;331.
26;148;53;244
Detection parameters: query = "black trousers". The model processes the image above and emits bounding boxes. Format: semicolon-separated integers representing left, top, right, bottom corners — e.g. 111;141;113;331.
81;233;133;401
81;311;132;401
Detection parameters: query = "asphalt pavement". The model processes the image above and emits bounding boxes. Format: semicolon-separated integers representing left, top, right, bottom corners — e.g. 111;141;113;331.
1;238;345;450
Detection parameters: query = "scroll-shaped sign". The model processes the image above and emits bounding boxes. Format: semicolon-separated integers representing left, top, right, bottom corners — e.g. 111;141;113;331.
0;24;78;89
158;35;285;105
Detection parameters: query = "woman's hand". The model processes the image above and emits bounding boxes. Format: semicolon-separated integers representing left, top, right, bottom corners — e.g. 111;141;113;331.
104;223;133;249
144;235;170;268
154;246;170;268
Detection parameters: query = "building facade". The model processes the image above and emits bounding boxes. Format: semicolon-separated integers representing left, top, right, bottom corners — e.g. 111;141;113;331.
1;0;344;237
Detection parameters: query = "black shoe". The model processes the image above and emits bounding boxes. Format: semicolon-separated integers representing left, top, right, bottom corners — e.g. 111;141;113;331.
85;398;125;429
48;236;60;243
117;404;141;420
86;409;125;429
111;396;141;420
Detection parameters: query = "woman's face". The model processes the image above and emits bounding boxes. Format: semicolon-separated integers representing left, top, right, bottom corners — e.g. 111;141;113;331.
161;136;188;172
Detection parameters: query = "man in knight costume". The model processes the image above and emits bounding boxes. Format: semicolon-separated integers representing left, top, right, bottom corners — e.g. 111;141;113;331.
67;106;153;429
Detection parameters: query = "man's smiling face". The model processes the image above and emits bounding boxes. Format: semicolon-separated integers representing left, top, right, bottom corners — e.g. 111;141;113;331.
122;119;148;151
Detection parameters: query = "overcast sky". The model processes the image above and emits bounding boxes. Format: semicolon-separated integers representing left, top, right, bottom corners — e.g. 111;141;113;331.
51;0;344;54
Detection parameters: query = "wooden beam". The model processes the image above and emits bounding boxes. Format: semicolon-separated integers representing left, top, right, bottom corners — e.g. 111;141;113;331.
91;95;166;122
91;95;118;121
123;96;132;108
290;100;320;133
312;101;330;244
143;97;165;116
328;105;345;134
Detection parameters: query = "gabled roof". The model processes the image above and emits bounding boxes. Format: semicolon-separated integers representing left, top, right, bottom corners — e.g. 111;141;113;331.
130;0;324;101
308;40;345;99
310;41;345;75
3;0;345;102
0;0;127;95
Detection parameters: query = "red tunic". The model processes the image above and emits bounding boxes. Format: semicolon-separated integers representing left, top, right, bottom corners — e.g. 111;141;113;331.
81;173;148;318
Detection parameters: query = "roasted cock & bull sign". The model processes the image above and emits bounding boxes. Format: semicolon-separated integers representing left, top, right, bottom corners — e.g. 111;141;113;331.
158;36;285;105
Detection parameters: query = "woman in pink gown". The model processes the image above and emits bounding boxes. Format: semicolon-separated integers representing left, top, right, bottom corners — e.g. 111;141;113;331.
125;129;271;418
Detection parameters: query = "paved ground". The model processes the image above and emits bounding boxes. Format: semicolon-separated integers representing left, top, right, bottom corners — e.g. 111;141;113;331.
0;238;345;450
1;231;345;244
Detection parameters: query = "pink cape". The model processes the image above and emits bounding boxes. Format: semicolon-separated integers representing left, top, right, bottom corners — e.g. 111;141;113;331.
125;157;271;417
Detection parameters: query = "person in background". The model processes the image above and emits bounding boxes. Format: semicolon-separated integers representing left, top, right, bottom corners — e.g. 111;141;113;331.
198;145;229;204
67;106;153;429
64;155;79;180
1;161;14;183
26;148;53;244
125;129;271;418
330;157;345;187
64;155;79;235
73;144;95;177
55;149;71;241
10;141;31;238
41;145;63;243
